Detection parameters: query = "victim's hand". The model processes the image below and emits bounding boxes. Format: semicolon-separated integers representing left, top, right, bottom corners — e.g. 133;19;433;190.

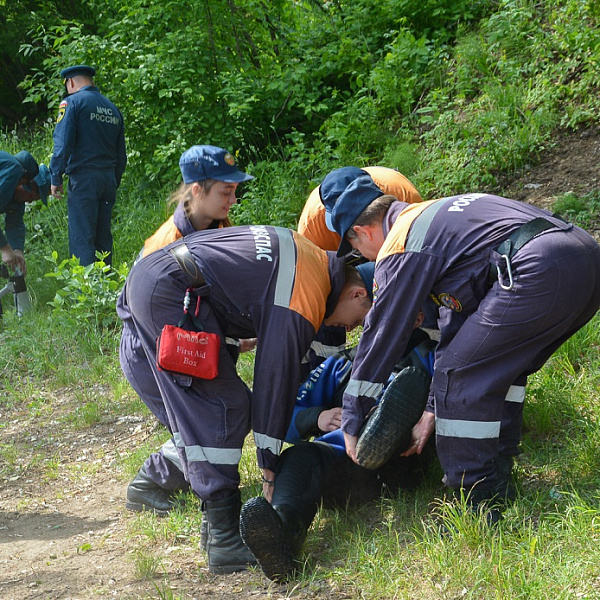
317;407;342;432
343;431;359;464
261;468;275;503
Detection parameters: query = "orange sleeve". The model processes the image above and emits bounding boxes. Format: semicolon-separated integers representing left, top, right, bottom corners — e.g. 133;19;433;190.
297;186;342;252
363;166;422;204
288;232;332;331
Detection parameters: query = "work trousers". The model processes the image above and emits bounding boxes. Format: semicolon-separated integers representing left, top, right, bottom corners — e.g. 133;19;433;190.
67;168;117;265
125;250;251;500
434;226;600;491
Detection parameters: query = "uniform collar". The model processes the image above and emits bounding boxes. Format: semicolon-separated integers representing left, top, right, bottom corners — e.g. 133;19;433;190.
382;200;409;237
69;85;99;96
173;202;221;236
173;203;197;237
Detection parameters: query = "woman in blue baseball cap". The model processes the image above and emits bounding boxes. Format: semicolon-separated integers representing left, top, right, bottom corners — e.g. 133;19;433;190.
143;145;254;254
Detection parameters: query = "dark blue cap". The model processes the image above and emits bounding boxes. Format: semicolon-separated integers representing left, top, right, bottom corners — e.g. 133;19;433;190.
60;65;96;80
355;261;375;301
13;151;39;180
330;174;384;257
34;164;50;205
179;145;254;184
320;167;367;212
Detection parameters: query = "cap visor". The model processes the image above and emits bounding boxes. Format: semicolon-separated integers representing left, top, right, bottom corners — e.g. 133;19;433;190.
215;171;254;183
336;237;353;257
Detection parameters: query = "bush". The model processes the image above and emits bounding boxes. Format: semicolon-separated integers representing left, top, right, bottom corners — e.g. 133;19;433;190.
44;252;128;329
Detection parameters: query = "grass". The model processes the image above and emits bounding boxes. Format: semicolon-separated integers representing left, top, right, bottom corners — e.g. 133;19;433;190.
2;3;600;587
107;304;600;598
2;192;600;596
165;305;597;596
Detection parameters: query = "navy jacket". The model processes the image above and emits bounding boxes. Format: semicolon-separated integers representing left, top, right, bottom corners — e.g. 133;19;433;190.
50;86;127;186
342;194;571;436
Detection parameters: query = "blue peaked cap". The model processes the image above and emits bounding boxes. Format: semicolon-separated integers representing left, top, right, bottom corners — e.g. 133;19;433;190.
330;174;384;257
179;145;254;184
60;65;96;80
320;167;368;232
34;164;50;205
355;261;375;301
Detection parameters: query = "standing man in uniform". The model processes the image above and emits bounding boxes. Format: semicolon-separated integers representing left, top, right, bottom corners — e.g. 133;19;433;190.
50;64;127;266
327;179;600;519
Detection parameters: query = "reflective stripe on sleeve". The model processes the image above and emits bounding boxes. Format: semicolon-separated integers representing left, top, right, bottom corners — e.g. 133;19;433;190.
309;340;346;358
346;378;384;401
505;385;526;403
435;418;501;439
173;432;242;465
404;199;450;252
253;432;283;456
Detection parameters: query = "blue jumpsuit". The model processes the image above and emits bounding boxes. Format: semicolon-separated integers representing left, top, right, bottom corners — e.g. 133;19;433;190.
0;151;27;251
119;225;346;500
342;193;600;492
117;203;221;489
50;86;127;265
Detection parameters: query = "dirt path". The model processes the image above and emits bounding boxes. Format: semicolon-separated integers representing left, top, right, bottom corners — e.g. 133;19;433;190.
0;403;299;599
1;128;599;599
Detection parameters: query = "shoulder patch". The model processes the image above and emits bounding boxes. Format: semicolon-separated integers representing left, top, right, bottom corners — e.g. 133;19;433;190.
57;100;68;124
437;293;462;312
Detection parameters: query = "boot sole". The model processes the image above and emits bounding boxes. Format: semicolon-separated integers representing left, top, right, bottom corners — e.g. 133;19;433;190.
125;500;171;517
209;562;254;575
355;366;430;470
239;497;296;582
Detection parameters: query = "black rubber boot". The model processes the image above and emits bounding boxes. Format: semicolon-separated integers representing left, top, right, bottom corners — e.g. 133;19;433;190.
200;511;208;551
204;491;257;574
126;465;178;516
459;463;517;526
239;497;306;582
240;443;332;581
355;366;430;470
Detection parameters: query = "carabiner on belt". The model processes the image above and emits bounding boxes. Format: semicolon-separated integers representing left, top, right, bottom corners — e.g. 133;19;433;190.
496;254;514;290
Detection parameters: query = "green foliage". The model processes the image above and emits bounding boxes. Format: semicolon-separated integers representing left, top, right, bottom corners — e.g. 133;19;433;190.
10;0;599;205
44;251;128;329
552;190;600;230
2;2;600;596
0;0;95;124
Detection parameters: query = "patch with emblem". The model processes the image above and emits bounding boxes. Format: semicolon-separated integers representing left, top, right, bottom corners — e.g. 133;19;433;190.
57;100;68;124
429;292;442;307
372;278;379;303
224;152;235;166
437;293;462;312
